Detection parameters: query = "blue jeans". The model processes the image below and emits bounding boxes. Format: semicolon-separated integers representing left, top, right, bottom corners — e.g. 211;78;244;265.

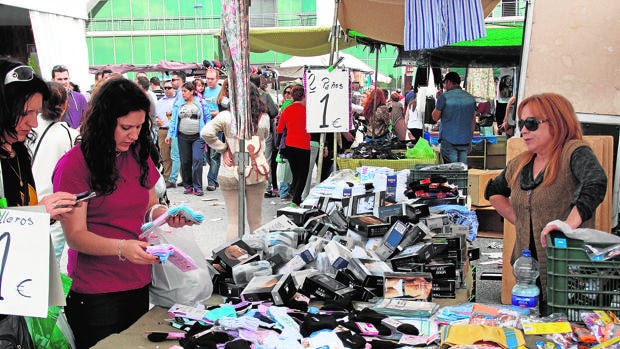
178;132;204;191
207;132;223;186
169;137;180;183
279;182;290;197
440;140;470;164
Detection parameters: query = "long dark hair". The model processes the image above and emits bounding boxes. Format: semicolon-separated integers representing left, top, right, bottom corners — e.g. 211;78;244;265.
80;77;153;194
249;84;267;135
0;59;49;158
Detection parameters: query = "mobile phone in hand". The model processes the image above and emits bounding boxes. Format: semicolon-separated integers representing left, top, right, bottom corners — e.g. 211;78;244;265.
75;191;96;204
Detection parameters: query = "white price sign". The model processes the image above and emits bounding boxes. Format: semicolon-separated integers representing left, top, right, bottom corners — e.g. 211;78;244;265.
0;208;61;317
304;68;351;133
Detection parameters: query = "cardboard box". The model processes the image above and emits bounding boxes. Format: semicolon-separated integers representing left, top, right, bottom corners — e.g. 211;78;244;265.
468;169;502;206
475;207;504;233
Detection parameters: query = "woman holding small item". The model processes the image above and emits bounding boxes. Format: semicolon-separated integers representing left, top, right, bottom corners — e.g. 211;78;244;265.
53;77;193;348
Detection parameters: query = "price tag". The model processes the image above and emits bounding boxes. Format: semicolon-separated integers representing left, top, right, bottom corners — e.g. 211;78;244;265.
304;68;351;133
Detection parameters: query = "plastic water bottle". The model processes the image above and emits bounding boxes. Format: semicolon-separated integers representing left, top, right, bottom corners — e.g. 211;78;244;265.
511;249;540;315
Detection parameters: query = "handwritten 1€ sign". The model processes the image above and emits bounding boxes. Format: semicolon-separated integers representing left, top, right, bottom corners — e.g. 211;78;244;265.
0;208;51;317
305;68;351;133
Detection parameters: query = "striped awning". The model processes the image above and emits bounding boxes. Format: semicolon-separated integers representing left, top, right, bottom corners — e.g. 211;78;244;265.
338;0;500;47
404;0;487;51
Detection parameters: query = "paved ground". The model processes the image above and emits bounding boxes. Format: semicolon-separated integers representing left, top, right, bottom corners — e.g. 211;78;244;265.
164;168;505;305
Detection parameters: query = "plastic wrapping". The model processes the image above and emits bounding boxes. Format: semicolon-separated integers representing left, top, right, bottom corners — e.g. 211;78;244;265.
148;227;213;307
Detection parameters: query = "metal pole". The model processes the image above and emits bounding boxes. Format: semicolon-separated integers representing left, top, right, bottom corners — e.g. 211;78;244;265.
371;44;380;142
236;138;247;239
317;0;340;182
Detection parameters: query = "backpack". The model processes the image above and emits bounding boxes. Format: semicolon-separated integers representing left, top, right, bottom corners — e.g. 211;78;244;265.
230;136;270;185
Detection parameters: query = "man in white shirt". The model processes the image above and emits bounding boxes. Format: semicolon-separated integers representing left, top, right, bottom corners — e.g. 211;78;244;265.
155;79;178;188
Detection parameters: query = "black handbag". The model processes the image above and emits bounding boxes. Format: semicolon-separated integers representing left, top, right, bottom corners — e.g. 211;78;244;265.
424;96;436;125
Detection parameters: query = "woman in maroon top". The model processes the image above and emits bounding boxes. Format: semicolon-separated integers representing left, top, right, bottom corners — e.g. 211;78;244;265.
276;85;309;206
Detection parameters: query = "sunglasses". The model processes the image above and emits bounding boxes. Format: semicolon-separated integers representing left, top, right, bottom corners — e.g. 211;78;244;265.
171;78;180;81
4;65;35;86
164;86;174;90
518;117;549;131
284;90;291;95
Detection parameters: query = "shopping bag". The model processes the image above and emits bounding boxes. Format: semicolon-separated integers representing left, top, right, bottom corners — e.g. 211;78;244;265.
26;274;75;349
148;227;213;307
406;138;435;160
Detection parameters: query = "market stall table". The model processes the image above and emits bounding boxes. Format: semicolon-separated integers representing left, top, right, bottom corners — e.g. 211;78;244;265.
94;269;474;348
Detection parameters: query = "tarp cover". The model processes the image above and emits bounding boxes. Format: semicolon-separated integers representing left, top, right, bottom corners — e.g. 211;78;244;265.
89;60;203;74
249;26;356;56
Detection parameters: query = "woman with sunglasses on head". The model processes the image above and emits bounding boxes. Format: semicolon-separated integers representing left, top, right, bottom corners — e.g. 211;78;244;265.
52;77;192;348
485;93;607;314
0;59;79;347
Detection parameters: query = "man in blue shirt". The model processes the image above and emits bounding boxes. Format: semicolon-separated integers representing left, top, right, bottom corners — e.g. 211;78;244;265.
432;72;476;164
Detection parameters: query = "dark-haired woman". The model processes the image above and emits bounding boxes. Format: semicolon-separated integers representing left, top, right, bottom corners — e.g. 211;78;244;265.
53;77;192;348
28;81;80;265
202;83;270;241
167;81;206;196
0;59;77;348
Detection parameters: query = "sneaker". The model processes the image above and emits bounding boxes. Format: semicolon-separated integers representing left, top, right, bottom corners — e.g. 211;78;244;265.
281;195;293;201
194;190;204;196
206;185;217;191
264;191;276;198
166;181;177;189
183;187;193;194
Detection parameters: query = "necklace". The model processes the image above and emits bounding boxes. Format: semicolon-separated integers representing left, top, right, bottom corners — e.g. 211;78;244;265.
6;153;23;188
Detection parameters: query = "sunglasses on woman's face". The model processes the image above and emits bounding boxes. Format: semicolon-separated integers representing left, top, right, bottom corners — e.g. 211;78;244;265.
518;117;548;131
284;90;291;95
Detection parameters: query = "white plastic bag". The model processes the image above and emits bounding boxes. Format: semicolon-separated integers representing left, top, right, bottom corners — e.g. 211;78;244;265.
148;226;213;307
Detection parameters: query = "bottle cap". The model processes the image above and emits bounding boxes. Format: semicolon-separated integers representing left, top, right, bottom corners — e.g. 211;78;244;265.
522;250;531;257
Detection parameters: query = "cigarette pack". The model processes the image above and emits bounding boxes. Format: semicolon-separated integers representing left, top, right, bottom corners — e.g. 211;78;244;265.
302;273;357;301
348;258;393;289
383;272;433;301
348;215;391;238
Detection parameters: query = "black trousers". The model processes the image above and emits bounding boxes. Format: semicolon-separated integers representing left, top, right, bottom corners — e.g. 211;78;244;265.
283;146;310;205
65;285;149;349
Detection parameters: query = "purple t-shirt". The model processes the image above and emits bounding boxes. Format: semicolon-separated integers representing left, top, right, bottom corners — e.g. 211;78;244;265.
53;146;159;294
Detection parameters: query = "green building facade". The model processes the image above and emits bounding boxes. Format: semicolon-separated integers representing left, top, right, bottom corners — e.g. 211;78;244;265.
86;0;401;86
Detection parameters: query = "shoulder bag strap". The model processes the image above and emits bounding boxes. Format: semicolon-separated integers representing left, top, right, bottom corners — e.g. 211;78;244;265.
31;121;57;165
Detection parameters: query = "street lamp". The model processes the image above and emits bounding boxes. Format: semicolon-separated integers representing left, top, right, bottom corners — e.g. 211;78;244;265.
194;3;204;61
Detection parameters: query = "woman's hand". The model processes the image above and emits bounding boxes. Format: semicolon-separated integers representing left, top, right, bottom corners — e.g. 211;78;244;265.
118;239;160;264
39;192;77;221
165;214;194;229
540;224;558;248
223;149;234;167
164;136;171;145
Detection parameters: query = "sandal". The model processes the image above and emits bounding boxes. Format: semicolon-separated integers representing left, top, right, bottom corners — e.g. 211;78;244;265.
206;185;216;191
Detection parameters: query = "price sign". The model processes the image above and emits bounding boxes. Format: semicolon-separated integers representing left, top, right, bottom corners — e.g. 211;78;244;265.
0;208;52;317
305;68;351;133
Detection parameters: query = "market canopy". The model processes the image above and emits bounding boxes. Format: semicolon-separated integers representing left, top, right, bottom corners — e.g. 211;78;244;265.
395;25;523;67
249;26;356;56
279;52;392;83
337;0;500;47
